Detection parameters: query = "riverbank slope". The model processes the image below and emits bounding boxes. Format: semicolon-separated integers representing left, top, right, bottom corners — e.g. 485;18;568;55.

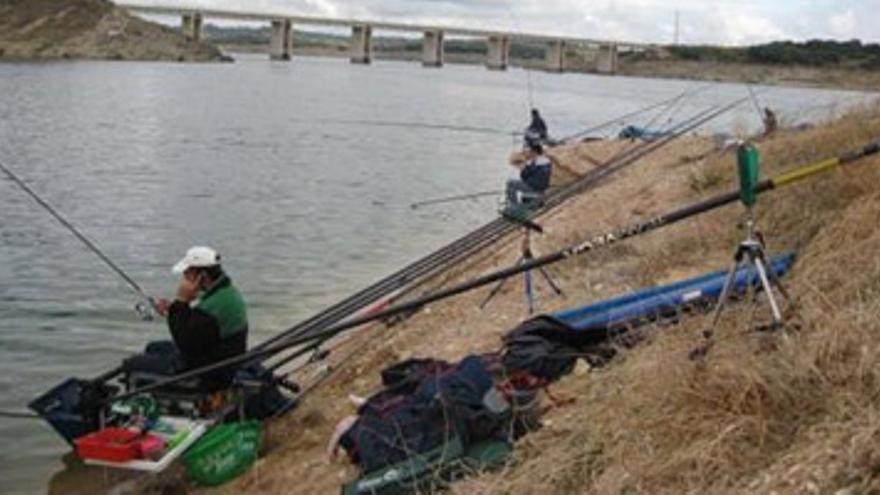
0;0;222;62
46;103;880;494
219;104;880;494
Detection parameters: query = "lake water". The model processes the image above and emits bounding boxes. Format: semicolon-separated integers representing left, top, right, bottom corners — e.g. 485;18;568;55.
0;53;873;493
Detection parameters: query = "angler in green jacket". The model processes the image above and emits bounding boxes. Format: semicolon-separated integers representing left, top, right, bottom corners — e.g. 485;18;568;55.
151;246;249;389
123;246;251;391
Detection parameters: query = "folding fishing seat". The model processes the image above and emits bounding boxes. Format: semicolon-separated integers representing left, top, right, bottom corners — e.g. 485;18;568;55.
515;189;546;209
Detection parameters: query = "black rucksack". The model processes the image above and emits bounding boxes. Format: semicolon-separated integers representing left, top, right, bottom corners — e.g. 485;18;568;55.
502;315;617;382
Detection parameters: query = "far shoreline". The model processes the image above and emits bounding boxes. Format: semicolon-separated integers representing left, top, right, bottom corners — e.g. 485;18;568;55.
220;45;880;94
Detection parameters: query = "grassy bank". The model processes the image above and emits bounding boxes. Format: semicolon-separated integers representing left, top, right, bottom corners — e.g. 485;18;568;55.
617;59;880;92
177;104;876;494
44;101;880;495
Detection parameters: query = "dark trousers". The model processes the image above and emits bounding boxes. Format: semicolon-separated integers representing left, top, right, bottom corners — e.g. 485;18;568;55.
123;340;184;376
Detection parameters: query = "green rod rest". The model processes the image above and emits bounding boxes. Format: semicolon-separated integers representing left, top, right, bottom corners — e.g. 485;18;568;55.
737;143;760;207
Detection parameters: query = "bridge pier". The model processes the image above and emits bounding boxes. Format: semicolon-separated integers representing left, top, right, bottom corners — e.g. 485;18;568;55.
181;12;202;42
597;43;619;74
350;24;373;64
269;19;293;60
545;40;565;72
486;35;509;70
422;30;444;67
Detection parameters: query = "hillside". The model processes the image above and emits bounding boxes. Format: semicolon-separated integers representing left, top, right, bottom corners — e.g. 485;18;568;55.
0;0;222;61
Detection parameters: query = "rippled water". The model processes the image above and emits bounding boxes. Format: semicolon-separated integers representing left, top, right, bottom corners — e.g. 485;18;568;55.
0;54;873;493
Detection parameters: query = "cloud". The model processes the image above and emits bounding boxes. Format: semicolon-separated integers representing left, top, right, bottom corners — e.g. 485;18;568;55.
828;9;857;39
125;0;880;44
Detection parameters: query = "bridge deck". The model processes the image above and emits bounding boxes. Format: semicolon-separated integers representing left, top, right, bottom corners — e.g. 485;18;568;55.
117;3;651;48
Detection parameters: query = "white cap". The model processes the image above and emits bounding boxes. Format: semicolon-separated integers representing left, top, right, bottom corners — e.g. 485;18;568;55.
172;246;221;274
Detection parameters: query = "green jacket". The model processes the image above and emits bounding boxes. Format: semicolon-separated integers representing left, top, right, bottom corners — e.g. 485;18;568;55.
168;275;249;383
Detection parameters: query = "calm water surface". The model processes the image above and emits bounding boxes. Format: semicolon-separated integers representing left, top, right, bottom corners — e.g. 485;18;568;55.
0;54;873;493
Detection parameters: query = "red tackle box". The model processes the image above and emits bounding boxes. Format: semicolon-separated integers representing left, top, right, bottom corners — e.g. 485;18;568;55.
75;428;143;463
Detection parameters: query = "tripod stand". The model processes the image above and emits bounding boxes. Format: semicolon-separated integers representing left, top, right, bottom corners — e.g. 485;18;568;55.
692;210;794;358
480;226;564;315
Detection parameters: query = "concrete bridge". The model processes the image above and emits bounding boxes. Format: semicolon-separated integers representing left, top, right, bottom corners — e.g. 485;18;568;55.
117;2;649;73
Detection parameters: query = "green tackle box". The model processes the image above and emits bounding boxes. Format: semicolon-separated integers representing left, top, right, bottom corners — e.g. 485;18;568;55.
183;421;261;487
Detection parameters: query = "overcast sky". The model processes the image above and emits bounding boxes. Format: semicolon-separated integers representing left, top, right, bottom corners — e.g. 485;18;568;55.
128;0;879;45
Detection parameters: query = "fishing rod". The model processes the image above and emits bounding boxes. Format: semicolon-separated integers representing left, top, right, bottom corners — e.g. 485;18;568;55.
641;85;697;132
261;95;750;375
746;84;765;119
410;186;565;210
263;100;746;372
309;118;515;137
0;161;159;319
115;135;880;402
263;104;725;369
410;190;502;209
558;83;712;143
0;409;41;420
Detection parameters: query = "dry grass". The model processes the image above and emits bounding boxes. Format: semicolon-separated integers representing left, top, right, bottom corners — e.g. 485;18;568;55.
451;103;880;494
617;59;880;92
200;103;880;495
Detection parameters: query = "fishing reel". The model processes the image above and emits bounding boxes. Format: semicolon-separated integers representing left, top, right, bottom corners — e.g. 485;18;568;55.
134;299;155;322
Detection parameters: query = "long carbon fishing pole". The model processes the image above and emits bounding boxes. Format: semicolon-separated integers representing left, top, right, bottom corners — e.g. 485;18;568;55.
110;137;880;402
264;102;744;372
746;84;765;119
641;85;695;131
261;104;721;369
310;118;515;137
410;190;503;209
0;161;158;315
252;108;698;357
263;94;749;374
410;186;567;209
558;83;711;143
262;100;745;372
559;93;686;143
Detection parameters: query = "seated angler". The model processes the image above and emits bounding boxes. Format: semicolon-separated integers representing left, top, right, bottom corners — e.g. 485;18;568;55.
125;246;248;391
506;141;553;210
762;107;778;137
524;108;549;148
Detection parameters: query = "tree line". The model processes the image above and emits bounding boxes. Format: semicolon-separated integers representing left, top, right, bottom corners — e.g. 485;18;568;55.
668;40;880;69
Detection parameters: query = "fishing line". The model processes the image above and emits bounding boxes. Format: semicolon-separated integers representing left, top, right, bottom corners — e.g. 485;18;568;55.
410;190;502;209
643;82;709;131
0;161;158;318
0;410;41;420
292;117;514;137
746;84;767;121
504;6;535;111
559;83;713;143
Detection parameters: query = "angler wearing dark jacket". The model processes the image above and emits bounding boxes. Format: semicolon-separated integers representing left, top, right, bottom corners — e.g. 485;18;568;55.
524;108;549;147
125;246;248;391
506;141;552;208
